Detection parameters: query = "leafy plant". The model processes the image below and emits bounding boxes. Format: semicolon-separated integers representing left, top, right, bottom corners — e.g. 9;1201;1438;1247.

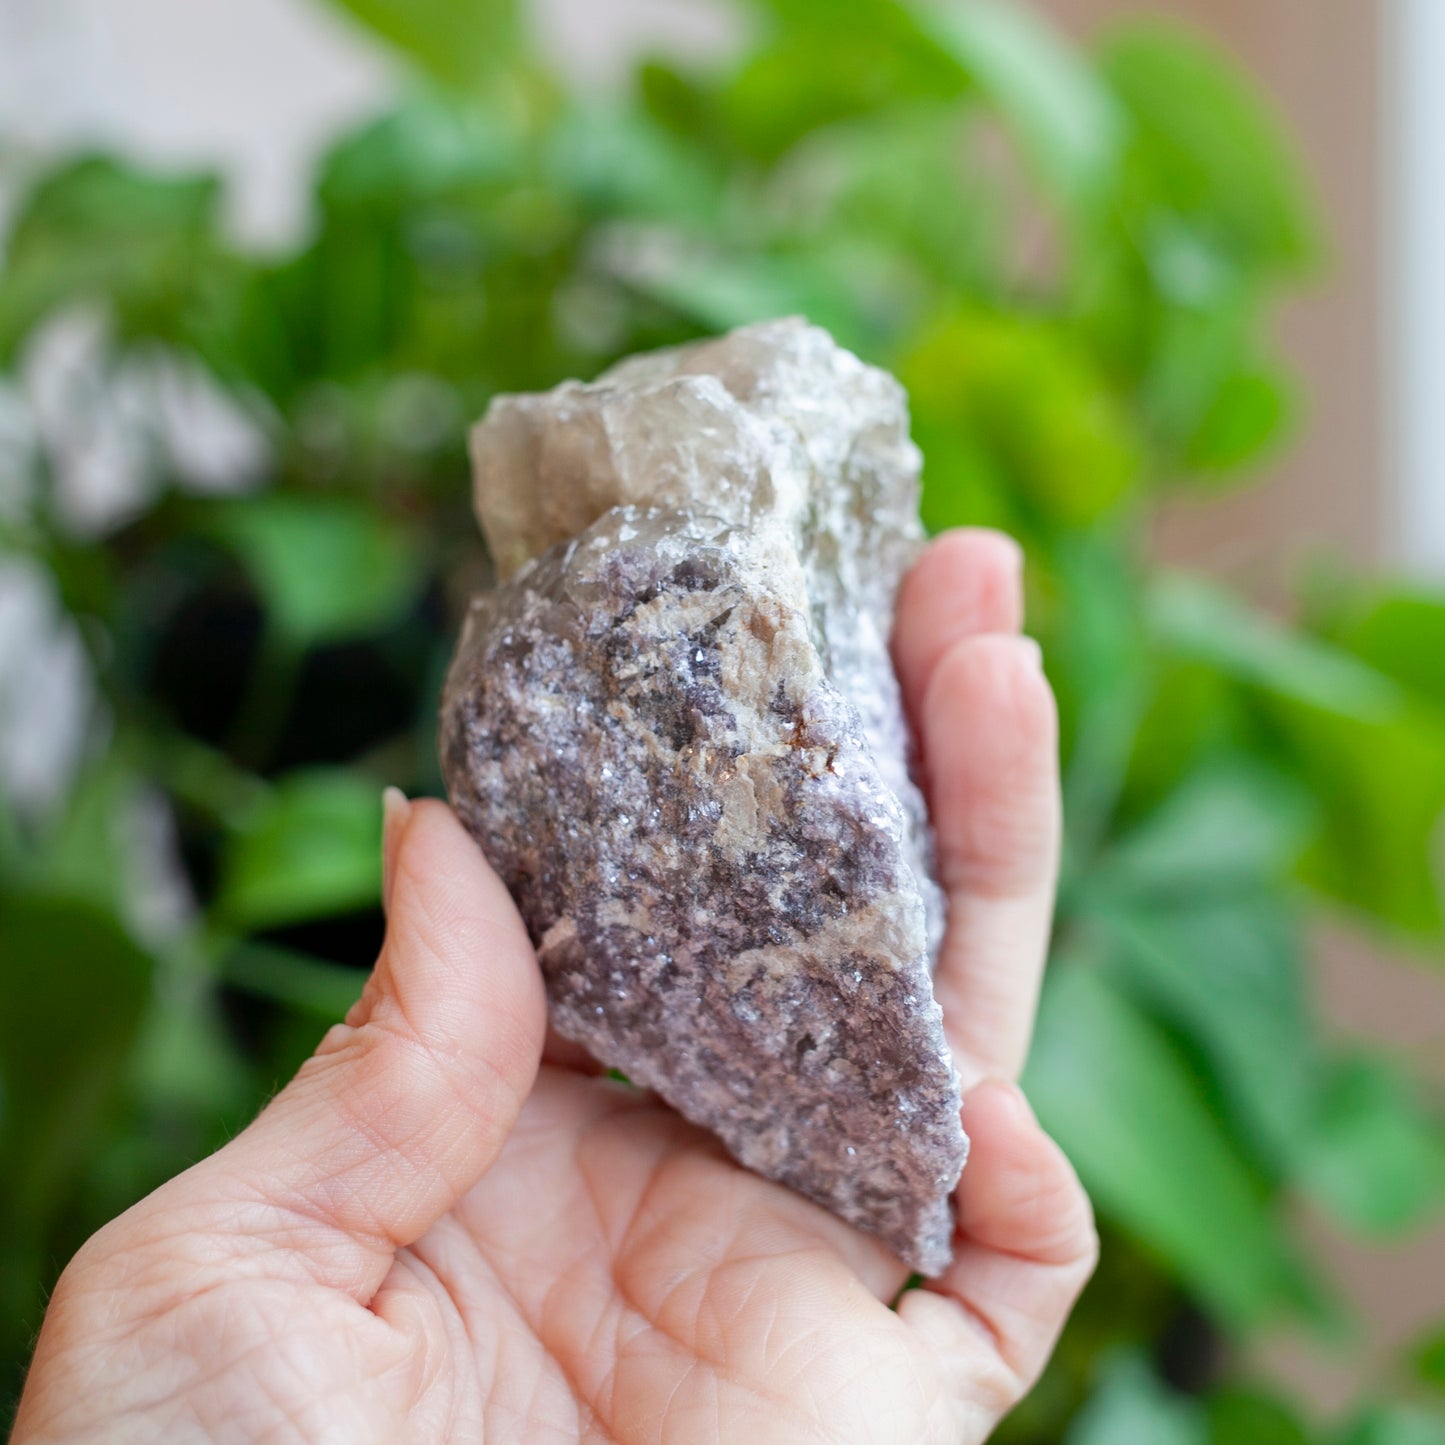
1;0;1441;1434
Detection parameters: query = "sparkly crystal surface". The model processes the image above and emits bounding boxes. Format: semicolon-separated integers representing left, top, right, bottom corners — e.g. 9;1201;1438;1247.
441;319;967;1273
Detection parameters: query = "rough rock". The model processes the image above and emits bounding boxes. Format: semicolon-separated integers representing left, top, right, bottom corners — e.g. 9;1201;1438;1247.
440;319;966;1274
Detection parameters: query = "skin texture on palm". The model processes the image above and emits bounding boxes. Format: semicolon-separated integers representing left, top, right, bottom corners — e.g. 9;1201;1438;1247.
13;529;1097;1444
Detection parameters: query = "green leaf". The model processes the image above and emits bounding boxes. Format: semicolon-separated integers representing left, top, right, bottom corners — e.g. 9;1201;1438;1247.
1185;361;1296;472
1090;896;1318;1167
768;107;996;297
217;769;383;930
1045;535;1153;860
1143;213;1240;309
547;106;724;226
1294;1052;1445;1236
1131;259;1298;481
320;0;522;93
1119;658;1247;821
609;243;868;347
1091;779;1442;1222
913;427;1015;537
221;942;366;1022
129;980;252;1122
1320;587;1445;715
317;94;522;207
1412;1319;1445;1395
0;897;154;1225
724;1;963;161
731;0;1126;213
914;0;1125;214
1066;1353;1207;1445
637;60;718;149
1152;576;1399;722
0;157;232;364
1335;1404;1445;1445
22;758;142;915
1097;759;1313;897
1100;21;1320;273
1154;577;1445;937
1026;962;1307;1327
900;310;1142;531
1283;699;1445;939
1207;1388;1313;1445
210;494;424;648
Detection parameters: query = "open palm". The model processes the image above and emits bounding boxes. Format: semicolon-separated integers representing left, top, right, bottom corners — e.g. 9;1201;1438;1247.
15;531;1096;1444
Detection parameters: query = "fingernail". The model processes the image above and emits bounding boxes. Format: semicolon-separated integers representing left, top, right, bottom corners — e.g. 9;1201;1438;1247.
381;787;412;915
1016;636;1044;672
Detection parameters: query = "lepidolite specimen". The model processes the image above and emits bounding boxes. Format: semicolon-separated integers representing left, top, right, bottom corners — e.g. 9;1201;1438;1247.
440;319;966;1274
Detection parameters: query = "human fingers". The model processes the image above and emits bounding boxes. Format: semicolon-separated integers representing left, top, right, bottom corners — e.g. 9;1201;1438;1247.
94;794;548;1306
921;635;1061;1083
898;1079;1096;1441
892;528;1024;730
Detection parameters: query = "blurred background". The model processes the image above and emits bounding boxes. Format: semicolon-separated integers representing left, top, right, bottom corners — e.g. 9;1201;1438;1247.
1;0;1442;1439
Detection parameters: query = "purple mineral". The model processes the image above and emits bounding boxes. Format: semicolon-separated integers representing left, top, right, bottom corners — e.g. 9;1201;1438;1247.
440;319;967;1274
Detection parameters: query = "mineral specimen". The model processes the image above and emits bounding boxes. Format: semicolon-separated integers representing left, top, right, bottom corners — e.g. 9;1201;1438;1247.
440;318;966;1274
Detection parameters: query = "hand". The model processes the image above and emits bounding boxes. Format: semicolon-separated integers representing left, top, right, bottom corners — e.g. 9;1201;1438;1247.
14;529;1096;1444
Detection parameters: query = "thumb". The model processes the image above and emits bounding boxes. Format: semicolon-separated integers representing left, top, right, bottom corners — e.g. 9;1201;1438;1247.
134;793;547;1302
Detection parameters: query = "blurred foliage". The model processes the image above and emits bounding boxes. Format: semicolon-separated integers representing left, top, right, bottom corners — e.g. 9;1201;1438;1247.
1;0;1442;1434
